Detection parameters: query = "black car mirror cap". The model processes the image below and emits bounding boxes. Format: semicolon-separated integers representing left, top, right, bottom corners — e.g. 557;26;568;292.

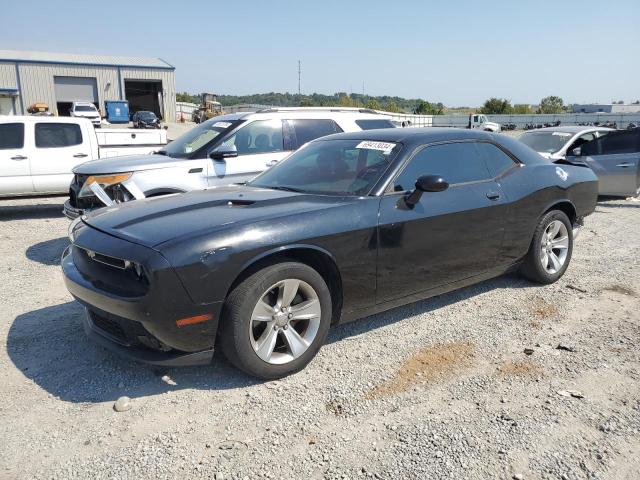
210;145;238;160
405;175;449;207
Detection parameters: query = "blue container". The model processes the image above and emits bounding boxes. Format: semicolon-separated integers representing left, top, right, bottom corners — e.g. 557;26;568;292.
105;101;130;124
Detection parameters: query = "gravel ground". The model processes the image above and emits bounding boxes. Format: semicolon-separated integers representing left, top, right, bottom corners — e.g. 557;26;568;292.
0;194;638;480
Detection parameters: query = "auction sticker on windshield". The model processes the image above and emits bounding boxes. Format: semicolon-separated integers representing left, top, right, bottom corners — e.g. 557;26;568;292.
213;121;232;128
356;141;396;154
552;132;572;137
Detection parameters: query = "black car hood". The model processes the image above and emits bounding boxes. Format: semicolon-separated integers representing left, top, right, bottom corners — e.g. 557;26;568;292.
83;185;356;249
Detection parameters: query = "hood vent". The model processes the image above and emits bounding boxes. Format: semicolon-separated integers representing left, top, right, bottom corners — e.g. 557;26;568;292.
226;199;255;207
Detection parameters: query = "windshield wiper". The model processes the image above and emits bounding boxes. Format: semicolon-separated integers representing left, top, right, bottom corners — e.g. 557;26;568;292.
155;150;168;156
265;185;305;193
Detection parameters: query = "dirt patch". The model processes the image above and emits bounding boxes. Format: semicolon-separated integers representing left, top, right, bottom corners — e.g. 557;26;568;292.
497;360;544;378
531;297;559;318
603;285;638;297
366;342;474;399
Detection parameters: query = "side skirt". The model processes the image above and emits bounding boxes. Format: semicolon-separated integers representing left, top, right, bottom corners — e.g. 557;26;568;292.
338;263;520;324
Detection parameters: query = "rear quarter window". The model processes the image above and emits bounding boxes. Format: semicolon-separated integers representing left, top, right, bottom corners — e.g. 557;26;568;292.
0;123;25;149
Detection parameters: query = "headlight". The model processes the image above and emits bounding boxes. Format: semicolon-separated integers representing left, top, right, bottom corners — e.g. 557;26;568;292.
68;215;86;243
78;173;132;198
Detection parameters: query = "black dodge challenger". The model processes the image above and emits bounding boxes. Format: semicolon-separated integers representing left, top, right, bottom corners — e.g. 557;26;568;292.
62;128;598;379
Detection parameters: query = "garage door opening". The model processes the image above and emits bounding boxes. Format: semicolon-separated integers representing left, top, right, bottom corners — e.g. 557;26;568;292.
54;76;98;116
125;80;163;119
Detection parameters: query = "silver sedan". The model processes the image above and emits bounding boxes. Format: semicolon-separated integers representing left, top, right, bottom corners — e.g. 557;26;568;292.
520;126;640;197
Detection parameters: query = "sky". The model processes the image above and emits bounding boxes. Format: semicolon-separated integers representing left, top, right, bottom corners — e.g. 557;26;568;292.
2;0;639;106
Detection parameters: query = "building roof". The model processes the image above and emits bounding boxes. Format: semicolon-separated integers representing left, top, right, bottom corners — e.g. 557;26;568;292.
0;50;174;70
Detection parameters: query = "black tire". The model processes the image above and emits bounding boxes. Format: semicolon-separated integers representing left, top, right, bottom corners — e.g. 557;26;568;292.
219;262;332;379
519;210;573;284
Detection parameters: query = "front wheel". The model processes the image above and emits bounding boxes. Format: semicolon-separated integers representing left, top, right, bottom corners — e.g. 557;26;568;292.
219;262;332;379
519;210;573;284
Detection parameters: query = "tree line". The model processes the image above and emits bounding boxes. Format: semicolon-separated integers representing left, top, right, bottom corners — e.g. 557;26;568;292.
176;91;444;115
176;91;639;115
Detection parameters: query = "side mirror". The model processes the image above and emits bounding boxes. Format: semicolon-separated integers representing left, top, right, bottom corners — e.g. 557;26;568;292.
570;147;582;157
405;175;449;207
209;145;238;160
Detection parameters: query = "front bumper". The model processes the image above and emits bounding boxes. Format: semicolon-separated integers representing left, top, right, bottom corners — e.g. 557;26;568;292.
83;309;214;366
61;226;223;366
63;199;84;219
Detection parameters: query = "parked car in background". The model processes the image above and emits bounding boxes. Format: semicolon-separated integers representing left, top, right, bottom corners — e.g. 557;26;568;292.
0;116;166;197
565;128;640;197
132;111;161;129
62;128;598;379
520;126;639;197
64;108;397;218
70;102;101;127
519;126;613;161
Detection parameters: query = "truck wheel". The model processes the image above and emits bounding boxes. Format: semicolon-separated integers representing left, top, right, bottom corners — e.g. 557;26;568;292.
219;262;332;379
519;210;573;284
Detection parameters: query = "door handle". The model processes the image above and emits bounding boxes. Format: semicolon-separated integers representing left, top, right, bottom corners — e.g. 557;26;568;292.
73;153;89;158
11;155;28;160
266;159;279;167
615;162;633;168
486;191;501;200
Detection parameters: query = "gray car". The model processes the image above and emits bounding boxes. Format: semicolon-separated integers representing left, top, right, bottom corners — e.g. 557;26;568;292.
520;126;640;197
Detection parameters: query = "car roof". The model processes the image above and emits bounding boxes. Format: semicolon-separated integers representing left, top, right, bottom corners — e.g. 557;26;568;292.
316;127;493;145
522;126;614;134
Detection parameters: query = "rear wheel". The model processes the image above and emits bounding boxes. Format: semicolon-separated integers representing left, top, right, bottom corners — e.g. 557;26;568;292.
219;262;332;379
519;210;573;284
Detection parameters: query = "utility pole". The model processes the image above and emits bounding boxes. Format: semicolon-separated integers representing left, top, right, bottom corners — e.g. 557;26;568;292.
298;60;301;96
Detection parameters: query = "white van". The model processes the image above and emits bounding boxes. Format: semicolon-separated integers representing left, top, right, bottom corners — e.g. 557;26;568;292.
70;102;101;127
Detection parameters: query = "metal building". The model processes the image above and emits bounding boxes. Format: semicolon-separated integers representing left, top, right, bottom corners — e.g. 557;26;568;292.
0;50;176;121
572;103;640;114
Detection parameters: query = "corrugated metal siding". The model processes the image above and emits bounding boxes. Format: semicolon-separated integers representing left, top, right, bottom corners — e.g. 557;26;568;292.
0;62;17;89
17;63;121;115
120;67;176;121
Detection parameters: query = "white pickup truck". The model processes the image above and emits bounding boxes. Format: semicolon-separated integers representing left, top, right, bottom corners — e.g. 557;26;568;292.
0;116;166;197
468;113;501;132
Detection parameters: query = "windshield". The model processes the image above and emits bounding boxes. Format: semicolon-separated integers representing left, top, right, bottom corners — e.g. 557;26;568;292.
160;119;242;158
138;111;156;119
74;105;96;112
249;139;401;196
520;131;573;153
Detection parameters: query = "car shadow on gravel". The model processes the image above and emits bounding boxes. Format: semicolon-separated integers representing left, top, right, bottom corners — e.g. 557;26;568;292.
26;237;69;266
0;202;65;220
7;273;534;404
7;302;259;404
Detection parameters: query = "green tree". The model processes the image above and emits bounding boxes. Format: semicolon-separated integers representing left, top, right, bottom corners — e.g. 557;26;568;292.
337;95;359;107
537;96;565;114
512;104;533;114
299;97;314;107
365;99;381;110
414;100;443;115
176;92;195;103
384;101;401;113
480;98;513;114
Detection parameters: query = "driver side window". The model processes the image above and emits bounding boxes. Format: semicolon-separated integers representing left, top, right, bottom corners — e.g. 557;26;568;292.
393;142;491;192
221;120;284;155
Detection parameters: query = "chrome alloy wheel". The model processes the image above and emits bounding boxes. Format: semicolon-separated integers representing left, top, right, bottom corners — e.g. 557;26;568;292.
540;220;569;274
249;279;322;365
